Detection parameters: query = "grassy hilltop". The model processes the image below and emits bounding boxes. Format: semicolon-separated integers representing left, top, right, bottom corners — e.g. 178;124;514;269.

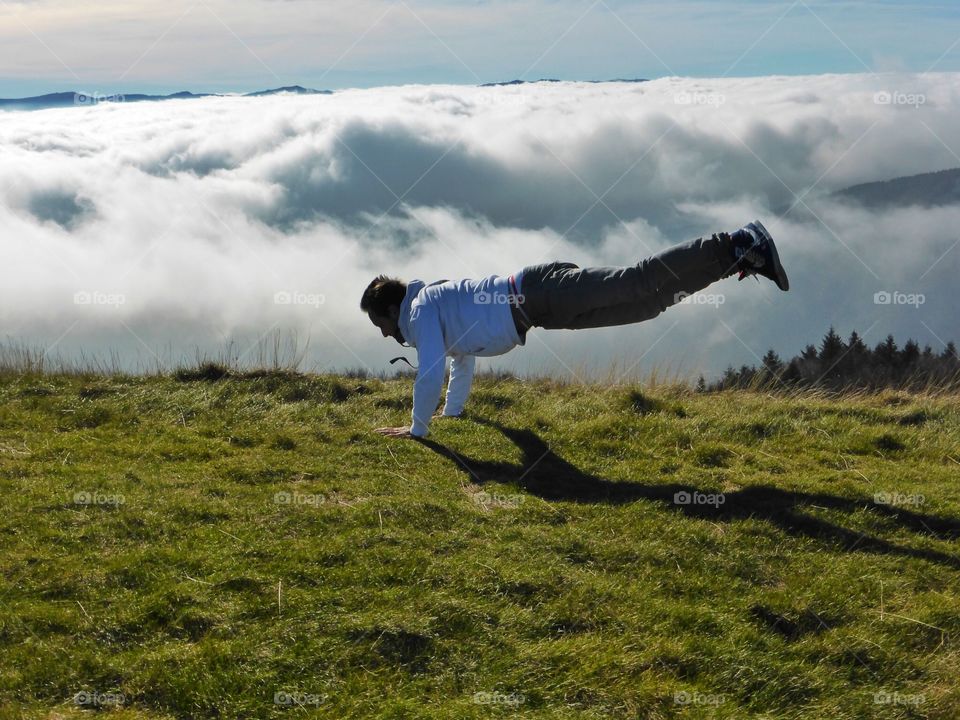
0;367;958;719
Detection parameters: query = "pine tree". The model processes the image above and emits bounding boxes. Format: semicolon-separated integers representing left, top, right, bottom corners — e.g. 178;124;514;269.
842;330;870;383
847;331;868;354
762;348;783;372
781;359;803;384
818;327;846;385
874;335;899;366
758;349;783;387
819;326;846;364
721;365;738;388
901;339;921;367
872;335;899;385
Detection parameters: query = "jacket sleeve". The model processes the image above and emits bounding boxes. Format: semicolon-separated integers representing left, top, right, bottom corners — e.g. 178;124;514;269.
408;302;447;437
442;354;476;416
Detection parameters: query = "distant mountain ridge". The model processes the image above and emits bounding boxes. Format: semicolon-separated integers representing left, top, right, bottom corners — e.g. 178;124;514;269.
833;167;960;208
0;85;331;110
0;79;648;110
480;78;648;86
242;85;332;97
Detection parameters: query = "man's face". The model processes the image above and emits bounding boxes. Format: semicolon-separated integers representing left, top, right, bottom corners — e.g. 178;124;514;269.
368;308;404;344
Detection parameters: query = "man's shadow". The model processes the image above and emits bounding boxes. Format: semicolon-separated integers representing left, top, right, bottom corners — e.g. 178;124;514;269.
416;416;960;570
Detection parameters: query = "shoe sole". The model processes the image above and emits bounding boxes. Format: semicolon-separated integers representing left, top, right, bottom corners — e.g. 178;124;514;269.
748;220;790;291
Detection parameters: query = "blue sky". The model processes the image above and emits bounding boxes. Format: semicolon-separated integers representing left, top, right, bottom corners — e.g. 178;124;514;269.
1;1;959;96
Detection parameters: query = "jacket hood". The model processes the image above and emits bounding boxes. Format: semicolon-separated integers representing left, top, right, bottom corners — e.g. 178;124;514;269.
398;279;426;347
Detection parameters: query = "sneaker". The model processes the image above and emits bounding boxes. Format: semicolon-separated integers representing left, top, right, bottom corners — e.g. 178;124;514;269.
731;220;790;291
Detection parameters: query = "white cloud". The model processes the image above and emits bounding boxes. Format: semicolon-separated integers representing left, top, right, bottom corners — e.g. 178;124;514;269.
1;73;958;378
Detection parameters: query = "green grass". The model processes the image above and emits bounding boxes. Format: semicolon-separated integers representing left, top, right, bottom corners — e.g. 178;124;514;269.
1;369;958;719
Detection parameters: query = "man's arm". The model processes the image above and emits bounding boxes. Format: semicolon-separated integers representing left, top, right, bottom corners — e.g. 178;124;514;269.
442;353;476;416
409;303;447;438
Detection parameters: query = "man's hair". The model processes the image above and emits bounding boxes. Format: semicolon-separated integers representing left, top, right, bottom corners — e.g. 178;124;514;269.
360;275;407;317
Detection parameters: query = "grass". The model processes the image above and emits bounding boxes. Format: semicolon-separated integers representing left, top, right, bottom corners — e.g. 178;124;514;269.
0;367;958;718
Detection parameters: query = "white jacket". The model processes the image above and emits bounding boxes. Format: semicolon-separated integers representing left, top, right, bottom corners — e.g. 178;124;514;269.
397;272;525;436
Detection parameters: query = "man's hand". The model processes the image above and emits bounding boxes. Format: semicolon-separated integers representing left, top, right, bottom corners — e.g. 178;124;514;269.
374;426;414;438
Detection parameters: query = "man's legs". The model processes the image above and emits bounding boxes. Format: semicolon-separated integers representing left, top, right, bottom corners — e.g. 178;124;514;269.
519;232;739;330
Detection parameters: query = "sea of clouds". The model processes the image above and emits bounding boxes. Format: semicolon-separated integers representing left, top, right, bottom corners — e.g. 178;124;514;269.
1;73;958;379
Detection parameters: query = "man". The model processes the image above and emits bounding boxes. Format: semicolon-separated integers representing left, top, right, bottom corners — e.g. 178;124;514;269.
362;220;789;438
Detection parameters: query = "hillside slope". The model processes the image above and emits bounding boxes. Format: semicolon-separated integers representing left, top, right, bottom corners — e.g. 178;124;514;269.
833;167;960;209
0;371;958;719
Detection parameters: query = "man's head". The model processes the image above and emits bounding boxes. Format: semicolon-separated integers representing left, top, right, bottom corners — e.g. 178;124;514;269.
360;275;407;344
